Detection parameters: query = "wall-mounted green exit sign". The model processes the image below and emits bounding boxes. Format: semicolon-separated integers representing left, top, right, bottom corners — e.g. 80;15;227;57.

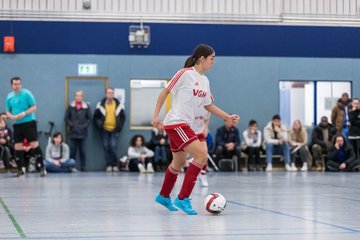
78;64;97;76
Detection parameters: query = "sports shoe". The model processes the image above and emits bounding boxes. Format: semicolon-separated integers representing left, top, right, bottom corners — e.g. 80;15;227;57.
155;193;178;211
285;164;292;171
40;167;47;177
199;174;208;187
71;168;78;173
265;163;272;172
113;166;119;172
146;163;155;173
174;197;197;215
290;163;297;171
300;162;308;172
316;163;322;172
106;166;112;172
138;163;146;173
13;170;24;178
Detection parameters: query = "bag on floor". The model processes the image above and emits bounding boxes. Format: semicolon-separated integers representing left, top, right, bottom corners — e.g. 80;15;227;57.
219;158;235;172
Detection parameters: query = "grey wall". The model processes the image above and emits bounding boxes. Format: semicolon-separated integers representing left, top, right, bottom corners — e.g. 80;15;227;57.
1;54;359;170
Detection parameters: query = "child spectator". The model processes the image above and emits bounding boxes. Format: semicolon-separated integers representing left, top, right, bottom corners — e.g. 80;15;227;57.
151;122;170;171
128;135;154;173
0;119;11;171
44;132;76;173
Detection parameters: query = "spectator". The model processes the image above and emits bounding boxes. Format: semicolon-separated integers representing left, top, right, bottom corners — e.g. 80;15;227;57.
0;119;11;171
349;98;360;159
288;120;312;171
331;92;352;138
263;115;291;171
242;119;262;171
44;132;76;173
0;112;15;169
128;135;154;173
5;76;45;177
327;134;360;172
65;90;91;172
311;116;337;171
215;118;241;166
151;122;170;171
94;88;125;172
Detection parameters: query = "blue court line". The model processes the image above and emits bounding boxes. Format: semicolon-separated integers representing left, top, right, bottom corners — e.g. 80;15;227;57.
226;200;360;234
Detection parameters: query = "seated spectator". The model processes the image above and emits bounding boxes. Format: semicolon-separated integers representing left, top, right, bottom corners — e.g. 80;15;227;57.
288;120;312;171
310;116;337;171
0;113;16;169
206;129;214;155
349;98;360;159
44;132;76;173
263;115;291;171
128;135;154;173
331;93;352;138
242;119;262;171
0;119;11;171
151;123;170;171
215;118;241;165
327;134;360;172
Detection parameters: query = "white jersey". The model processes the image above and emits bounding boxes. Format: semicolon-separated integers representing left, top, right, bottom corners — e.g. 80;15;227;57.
164;67;213;127
193;107;211;134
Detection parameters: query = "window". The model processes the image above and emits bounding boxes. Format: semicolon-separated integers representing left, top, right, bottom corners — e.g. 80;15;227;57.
280;81;352;127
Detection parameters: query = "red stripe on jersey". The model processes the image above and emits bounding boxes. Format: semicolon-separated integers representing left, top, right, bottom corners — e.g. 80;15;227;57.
210;94;215;102
167;67;192;91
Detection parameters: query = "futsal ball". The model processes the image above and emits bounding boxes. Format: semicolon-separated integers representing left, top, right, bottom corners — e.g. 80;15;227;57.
204;193;226;214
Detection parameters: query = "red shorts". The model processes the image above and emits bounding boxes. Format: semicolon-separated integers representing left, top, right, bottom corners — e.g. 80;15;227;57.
164;123;198;152
197;133;206;142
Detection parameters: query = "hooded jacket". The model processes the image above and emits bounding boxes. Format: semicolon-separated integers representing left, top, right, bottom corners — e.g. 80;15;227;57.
311;123;337;148
328;135;355;164
65;101;91;139
93;98;125;133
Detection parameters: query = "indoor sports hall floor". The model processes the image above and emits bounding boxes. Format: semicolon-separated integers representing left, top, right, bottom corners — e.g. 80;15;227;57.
0;172;359;239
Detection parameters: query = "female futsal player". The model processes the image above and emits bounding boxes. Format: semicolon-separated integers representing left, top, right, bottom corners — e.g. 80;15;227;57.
153;44;239;215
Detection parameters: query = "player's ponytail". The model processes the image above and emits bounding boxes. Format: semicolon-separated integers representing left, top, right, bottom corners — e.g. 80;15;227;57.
184;44;215;68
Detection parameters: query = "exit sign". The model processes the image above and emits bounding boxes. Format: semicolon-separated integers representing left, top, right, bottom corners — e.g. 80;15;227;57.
78;64;97;76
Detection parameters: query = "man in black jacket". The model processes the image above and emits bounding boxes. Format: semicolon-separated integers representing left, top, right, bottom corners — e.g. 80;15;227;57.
310;116;337;171
93;88;125;172
327;134;360;171
349;98;360;159
215;118;241;168
65;90;91;171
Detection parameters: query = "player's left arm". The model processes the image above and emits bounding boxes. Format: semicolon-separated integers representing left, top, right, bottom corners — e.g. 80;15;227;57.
204;104;239;126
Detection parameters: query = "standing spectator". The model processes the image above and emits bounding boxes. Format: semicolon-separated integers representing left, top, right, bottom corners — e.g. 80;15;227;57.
327;134;360;172
65;90;91;172
94;87;125;172
242;119;262;171
215;118;241;166
349;98;360;159
263;115;291;171
288;120;312;171
311;116;337;171
151;122;169;171
45;132;76;173
5;77;45;177
0;119;11;171
331;92;352;138
128;135;154;173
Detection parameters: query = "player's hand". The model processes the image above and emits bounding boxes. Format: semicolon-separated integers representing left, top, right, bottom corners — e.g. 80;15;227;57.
203;128;208;138
339;163;346;170
151;116;162;128
230;114;240;126
16;114;24;120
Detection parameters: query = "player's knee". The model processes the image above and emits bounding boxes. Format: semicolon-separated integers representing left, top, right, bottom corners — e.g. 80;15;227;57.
194;150;208;165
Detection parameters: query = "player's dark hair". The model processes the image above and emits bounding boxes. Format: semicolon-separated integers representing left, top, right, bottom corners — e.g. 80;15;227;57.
184;44;215;68
11;76;21;84
130;134;145;147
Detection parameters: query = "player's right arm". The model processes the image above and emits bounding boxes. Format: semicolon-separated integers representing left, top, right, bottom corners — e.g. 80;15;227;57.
152;88;170;127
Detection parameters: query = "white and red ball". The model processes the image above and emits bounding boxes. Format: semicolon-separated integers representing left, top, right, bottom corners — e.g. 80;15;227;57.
204;193;226;214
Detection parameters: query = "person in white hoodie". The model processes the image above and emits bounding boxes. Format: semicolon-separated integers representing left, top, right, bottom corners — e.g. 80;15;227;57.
44;132;76;173
242;119;262;171
263;115;291;171
128;135;154;173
